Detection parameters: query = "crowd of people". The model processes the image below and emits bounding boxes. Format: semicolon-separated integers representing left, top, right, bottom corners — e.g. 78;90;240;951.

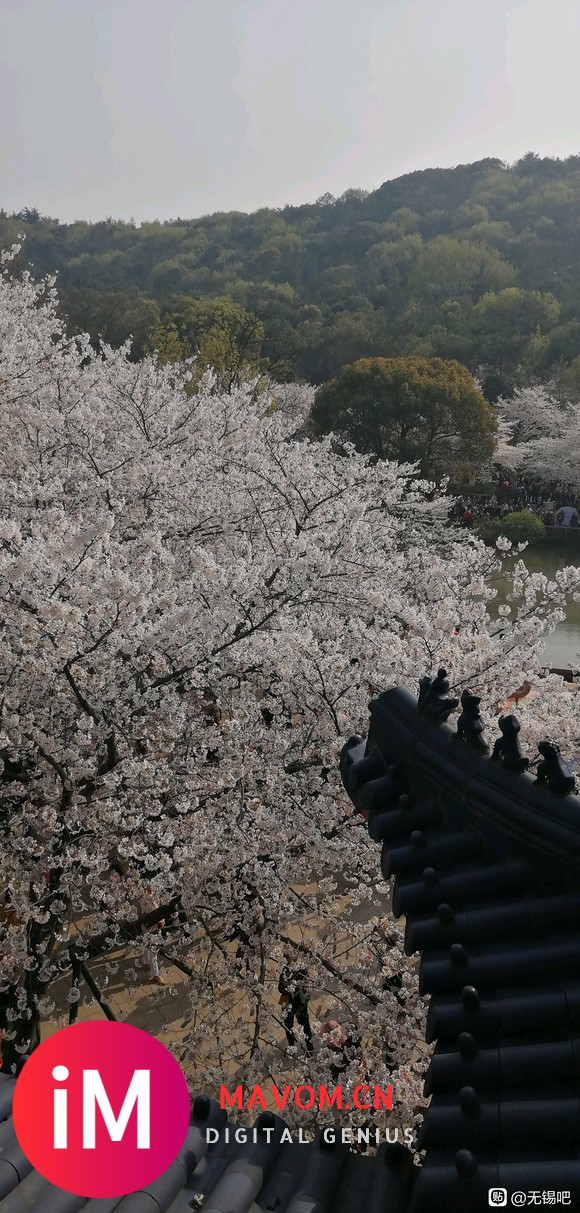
448;475;580;529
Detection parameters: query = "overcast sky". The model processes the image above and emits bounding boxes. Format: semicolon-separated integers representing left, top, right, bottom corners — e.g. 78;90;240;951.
1;0;579;224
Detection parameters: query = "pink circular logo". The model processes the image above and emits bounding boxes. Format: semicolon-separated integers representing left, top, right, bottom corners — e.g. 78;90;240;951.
13;1021;191;1197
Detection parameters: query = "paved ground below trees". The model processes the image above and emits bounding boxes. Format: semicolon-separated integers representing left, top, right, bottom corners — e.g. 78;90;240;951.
39;885;426;1113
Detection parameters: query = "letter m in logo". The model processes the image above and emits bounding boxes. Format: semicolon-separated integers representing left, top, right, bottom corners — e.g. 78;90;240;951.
83;1070;151;1149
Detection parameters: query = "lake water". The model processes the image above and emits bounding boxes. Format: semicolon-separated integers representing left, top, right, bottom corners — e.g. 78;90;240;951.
491;538;580;670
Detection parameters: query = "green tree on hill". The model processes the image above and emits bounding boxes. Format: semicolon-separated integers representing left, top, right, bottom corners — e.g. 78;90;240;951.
149;297;266;391
471;287;560;371
59;288;161;359
311;356;496;478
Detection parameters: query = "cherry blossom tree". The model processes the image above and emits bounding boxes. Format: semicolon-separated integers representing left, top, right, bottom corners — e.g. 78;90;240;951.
1;248;580;1130
495;383;580;486
496;383;562;444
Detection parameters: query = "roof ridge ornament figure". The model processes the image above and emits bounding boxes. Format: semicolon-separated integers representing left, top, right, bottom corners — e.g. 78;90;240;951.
455;689;489;753
491;714;529;772
535;739;576;795
417;668;459;723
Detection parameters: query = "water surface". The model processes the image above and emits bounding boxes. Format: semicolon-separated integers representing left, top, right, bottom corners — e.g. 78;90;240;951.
491;538;580;669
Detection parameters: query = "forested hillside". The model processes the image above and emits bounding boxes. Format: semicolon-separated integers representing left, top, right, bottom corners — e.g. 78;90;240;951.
3;152;580;395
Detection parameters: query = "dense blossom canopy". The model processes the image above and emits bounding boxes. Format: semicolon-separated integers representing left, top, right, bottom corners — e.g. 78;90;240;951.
1;249;579;1126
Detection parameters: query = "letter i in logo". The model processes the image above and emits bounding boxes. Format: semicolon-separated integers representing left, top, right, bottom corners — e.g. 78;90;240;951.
52;1065;69;1149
